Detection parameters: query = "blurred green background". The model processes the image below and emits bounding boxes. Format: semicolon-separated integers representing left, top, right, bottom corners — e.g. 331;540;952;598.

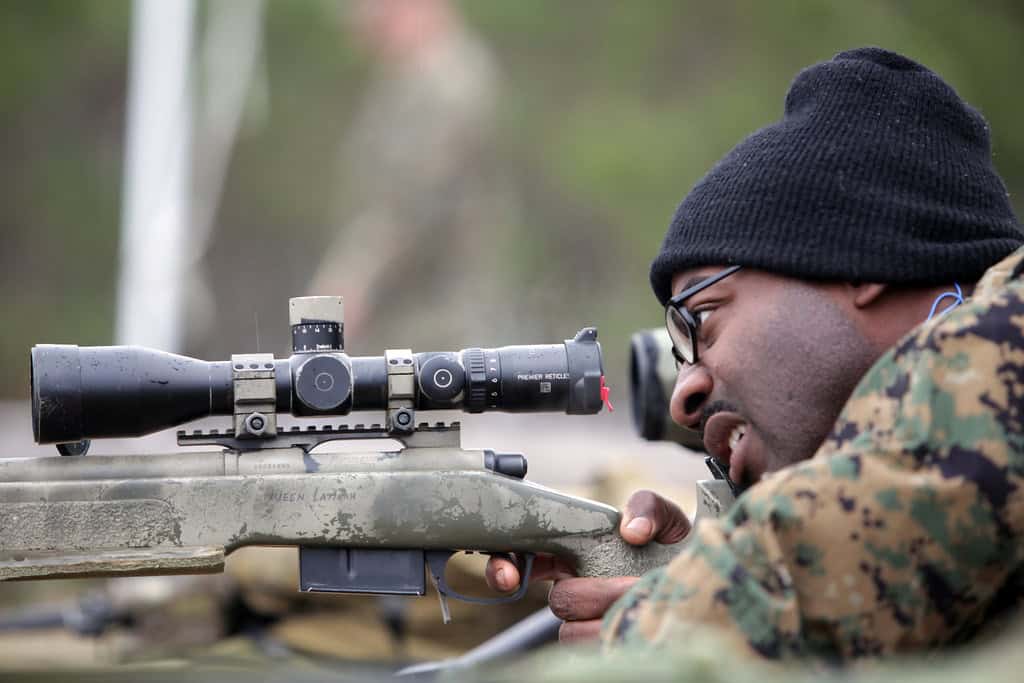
2;0;1023;398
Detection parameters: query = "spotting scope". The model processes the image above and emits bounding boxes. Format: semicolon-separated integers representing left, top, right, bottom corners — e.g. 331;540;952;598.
31;297;609;446
629;326;703;451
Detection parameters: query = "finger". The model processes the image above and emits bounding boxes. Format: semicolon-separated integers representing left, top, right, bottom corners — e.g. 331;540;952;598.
548;576;638;622
530;555;577;582
620;489;691;545
485;554;576;592
484;556;521;592
558;619;603;643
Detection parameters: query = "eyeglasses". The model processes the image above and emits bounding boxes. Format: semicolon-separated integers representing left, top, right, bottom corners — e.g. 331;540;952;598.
665;265;742;366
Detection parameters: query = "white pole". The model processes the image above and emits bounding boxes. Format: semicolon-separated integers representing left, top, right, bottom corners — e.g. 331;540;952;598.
192;0;265;253
115;0;196;350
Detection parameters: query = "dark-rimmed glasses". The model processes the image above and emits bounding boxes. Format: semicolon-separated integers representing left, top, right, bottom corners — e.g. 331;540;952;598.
665;265;742;366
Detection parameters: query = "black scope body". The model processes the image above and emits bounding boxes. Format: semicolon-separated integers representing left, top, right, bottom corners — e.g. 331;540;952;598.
31;328;605;444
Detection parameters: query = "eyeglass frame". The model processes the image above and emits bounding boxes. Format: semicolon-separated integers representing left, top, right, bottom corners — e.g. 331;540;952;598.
665;265;742;366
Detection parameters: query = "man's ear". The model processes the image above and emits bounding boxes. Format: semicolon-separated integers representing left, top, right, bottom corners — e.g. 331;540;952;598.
849;282;888;309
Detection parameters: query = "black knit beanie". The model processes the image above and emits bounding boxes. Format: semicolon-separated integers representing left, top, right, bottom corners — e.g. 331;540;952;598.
650;47;1022;305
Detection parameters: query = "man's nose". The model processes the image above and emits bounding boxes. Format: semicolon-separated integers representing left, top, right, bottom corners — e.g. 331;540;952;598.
670;364;713;429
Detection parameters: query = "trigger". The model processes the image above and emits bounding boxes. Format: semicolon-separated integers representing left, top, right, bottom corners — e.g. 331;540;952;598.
425;550;536;614
431;578;452;625
425;550;455;624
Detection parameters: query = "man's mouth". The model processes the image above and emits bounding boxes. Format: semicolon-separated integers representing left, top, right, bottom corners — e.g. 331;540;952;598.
702;411;750;485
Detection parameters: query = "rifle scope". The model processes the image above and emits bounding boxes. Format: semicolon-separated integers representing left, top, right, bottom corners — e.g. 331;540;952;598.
31;297;608;444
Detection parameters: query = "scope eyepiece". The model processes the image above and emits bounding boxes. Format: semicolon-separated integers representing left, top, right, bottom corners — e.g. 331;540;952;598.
419;326;604;415
30;327;606;444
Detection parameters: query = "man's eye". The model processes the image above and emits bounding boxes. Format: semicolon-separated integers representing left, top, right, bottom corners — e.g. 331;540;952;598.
695;309;715;344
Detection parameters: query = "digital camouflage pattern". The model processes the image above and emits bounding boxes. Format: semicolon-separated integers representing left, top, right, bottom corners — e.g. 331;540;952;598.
474;610;1024;683
602;247;1024;661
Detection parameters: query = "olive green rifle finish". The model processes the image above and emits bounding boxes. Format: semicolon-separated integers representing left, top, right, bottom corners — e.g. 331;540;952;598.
0;425;733;585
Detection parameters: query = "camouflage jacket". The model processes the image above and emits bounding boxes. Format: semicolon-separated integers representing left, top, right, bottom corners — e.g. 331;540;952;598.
602;247;1024;661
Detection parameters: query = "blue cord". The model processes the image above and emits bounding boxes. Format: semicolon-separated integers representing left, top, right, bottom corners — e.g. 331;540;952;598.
926;282;964;321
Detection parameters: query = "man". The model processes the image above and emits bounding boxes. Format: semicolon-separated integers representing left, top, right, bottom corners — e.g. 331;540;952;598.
309;0;514;350
487;47;1023;659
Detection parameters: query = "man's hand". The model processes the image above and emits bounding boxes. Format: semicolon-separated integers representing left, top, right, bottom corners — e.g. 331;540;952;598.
484;490;691;642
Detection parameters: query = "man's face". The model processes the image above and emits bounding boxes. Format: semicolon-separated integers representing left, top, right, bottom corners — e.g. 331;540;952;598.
668;267;877;486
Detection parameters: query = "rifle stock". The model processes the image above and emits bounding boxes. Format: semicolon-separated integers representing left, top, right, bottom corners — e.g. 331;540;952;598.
0;440;734;585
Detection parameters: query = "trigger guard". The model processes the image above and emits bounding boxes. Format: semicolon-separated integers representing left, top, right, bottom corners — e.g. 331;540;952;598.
425;551;535;605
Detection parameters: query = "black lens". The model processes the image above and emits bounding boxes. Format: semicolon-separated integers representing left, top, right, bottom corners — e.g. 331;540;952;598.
630;329;668;441
665;306;694;365
627;328;705;451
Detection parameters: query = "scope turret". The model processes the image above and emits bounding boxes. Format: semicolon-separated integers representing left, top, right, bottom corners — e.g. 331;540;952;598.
31;297;608;445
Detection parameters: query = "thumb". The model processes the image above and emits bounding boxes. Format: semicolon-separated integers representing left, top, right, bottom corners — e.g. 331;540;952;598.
620;489;691;545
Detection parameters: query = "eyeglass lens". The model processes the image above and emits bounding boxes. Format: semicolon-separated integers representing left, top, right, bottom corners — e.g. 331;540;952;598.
666;305;694;364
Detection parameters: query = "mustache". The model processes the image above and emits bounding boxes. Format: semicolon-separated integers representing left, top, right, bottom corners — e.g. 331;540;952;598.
698;399;741;436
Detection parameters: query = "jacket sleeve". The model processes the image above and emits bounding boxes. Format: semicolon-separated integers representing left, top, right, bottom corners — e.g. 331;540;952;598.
602;277;1024;660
